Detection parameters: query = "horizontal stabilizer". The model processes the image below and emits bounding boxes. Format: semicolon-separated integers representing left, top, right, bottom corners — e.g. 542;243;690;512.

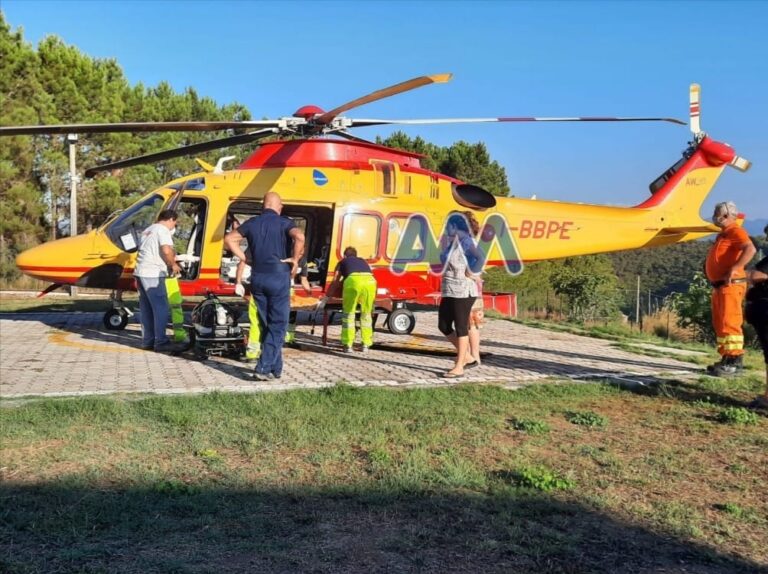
657;225;719;235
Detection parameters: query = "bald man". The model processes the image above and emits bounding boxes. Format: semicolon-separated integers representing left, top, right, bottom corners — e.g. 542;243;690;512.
225;192;305;380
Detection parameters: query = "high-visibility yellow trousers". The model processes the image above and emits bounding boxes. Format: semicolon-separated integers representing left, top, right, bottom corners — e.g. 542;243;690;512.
711;283;746;357
286;287;297;344
164;277;186;343
341;273;377;347
246;295;261;360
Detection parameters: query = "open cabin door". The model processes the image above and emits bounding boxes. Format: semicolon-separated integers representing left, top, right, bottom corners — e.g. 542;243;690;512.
220;200;335;290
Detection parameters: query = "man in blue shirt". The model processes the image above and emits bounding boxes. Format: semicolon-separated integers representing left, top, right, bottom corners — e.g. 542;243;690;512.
225;192;305;380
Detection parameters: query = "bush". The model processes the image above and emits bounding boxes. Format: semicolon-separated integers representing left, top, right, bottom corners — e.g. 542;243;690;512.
515;465;574;492
717;407;759;426
669;273;714;344
565;411;608;428
509;418;550;435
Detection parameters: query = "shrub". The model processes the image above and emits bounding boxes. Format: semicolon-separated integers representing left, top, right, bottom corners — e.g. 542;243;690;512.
717;407;759;426
565;411;608;428
509;418;550;435
516;465;574;492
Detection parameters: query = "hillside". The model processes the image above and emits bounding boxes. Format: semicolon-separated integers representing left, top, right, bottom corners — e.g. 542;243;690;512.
609;241;712;301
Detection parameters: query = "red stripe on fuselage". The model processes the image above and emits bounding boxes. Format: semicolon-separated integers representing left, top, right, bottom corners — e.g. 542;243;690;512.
18;265;93;272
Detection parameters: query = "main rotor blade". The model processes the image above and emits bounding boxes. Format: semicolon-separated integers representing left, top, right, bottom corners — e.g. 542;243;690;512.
0;120;283;136
83;129;277;177
348;116;687;127
314;74;452;126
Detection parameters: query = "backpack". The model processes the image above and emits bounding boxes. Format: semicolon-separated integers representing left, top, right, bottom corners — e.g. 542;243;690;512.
191;293;242;339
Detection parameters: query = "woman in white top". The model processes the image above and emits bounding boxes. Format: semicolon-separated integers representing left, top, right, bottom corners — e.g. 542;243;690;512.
438;213;483;378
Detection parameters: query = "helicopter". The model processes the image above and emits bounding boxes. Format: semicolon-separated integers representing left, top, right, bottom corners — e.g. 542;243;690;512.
0;75;751;334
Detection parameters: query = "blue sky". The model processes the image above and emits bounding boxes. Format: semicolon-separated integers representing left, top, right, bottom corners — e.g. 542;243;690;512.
3;0;767;218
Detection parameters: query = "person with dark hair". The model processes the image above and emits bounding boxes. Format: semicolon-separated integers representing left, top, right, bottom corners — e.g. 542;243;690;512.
746;224;768;409
134;209;184;353
329;246;377;352
438;213;483;378
225;192;305;380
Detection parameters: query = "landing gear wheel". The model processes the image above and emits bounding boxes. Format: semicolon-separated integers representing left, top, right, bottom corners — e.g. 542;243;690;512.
103;308;129;330
386;308;415;335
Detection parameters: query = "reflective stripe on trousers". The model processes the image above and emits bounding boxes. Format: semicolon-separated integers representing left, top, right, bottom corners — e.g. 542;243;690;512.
341;273;377;347
711;283;746;357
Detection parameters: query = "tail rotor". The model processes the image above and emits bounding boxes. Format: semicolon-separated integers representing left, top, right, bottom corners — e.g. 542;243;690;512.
690;83;751;172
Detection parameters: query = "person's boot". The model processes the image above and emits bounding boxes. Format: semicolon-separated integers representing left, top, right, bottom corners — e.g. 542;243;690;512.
730;355;744;372
706;356;726;374
710;356;738;377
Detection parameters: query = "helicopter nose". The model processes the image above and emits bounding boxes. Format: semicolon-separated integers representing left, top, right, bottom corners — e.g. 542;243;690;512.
15;234;95;284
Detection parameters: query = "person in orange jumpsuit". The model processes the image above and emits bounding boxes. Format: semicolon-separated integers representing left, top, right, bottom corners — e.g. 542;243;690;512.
705;201;756;376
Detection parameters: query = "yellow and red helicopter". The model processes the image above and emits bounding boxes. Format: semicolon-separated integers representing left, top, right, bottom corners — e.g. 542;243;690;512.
0;75;751;333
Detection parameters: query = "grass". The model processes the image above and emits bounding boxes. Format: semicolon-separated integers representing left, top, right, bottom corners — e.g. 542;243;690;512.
2;378;767;573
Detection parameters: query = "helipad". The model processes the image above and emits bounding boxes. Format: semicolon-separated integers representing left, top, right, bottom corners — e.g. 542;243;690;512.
0;311;697;398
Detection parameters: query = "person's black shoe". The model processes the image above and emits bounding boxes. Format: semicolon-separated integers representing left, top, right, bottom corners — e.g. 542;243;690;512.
710;356;742;377
706;357;726;374
141;343;155;351
155;341;186;354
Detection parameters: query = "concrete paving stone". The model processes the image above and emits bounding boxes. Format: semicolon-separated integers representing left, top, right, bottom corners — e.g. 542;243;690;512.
0;310;700;398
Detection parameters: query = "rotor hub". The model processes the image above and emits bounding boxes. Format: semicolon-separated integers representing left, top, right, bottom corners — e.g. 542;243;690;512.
293;105;325;119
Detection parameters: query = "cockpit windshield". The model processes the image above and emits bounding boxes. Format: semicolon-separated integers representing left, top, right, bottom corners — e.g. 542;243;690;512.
104;193;166;252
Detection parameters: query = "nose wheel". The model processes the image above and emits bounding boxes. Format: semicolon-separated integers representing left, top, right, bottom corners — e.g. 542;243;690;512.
102;289;134;330
103;308;130;330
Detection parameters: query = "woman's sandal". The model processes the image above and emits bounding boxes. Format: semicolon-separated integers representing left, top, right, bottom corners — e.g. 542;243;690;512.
442;372;464;379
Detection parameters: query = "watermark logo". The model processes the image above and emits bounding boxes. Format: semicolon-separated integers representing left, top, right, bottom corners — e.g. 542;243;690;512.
390;212;523;276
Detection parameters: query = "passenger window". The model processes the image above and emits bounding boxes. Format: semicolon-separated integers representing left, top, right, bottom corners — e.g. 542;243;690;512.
340;213;380;261
371;160;396;195
385;216;410;259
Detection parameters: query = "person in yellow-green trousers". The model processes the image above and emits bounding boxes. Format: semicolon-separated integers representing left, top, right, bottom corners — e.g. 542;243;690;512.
285;258;312;346
236;257;311;358
164;276;187;343
330;246;377;353
235;262;262;362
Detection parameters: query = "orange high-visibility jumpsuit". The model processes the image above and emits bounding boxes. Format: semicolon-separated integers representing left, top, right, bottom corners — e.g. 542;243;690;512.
705;224;750;358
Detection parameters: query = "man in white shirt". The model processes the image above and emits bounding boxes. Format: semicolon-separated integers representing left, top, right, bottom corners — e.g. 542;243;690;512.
134;209;183;352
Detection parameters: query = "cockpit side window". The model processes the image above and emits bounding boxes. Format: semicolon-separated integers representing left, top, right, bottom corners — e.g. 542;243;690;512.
104;193;165;252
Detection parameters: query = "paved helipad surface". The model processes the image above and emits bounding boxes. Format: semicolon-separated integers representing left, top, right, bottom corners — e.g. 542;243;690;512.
0;311;698;398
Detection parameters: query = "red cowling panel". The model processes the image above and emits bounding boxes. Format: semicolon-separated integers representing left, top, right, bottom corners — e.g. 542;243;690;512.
239;139;424;170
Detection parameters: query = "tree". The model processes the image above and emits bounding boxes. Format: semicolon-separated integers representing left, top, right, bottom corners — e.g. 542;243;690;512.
377;131;510;196
669;272;714;343
550;255;621;322
0;14;254;283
